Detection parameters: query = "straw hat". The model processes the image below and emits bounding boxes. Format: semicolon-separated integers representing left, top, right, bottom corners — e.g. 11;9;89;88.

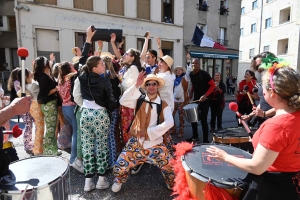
173;66;186;73
100;52;113;60
141;74;165;89
160;55;173;69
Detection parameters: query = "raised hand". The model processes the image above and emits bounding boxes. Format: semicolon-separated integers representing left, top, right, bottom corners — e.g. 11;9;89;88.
155;37;161;48
135;71;146;88
86;26;96;43
110;33;116;43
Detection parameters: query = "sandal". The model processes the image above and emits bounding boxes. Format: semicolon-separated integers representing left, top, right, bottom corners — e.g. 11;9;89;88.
177;134;183;138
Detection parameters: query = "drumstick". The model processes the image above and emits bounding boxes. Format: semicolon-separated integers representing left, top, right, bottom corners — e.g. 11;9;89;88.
243;85;256;107
19;184;29;200
189;100;200;103
240;120;253;138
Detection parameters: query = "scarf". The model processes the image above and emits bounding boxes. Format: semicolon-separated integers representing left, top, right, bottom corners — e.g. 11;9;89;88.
145;64;158;74
174;73;185;87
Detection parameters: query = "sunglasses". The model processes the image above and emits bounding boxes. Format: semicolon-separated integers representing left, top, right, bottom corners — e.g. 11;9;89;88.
145;82;158;87
124;52;132;57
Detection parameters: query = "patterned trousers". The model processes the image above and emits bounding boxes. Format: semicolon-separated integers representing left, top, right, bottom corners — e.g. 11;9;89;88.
57;107;72;150
172;102;185;136
76;108;82;159
21;112;34;151
120;106;134;144
31;101;44;155
113;137;175;190
80;108;110;178
41;100;58;155
108;108;119;168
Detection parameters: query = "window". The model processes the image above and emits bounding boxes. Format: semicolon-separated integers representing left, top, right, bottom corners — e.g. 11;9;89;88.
239;51;242;60
161;40;173;57
251;23;256;33
74;0;93;11
108;0;124;16
137;38;151;52
75;32;95;55
265;18;272;28
279;7;291;24
277;39;288;55
240;28;244;36
137;0;150;20
241;7;245;15
8;16;16;31
266;0;273;3
35;0;57;5
0;16;3;27
218;28;227;45
198;0;209;11
263;45;269;52
252;0;257;10
249;48;255;59
162;0;174;23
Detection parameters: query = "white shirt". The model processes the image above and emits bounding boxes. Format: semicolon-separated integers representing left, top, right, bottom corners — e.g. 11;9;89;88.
73;78;83;107
26;81;39;101
157;71;175;111
119;85;174;149
121;65;139;91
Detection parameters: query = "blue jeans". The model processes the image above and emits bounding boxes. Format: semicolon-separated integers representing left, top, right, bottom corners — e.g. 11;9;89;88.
62;105;77;164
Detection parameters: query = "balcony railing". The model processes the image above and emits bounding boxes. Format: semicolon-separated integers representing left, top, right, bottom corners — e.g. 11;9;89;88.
197;4;209;11
217;39;228;46
219;8;229;16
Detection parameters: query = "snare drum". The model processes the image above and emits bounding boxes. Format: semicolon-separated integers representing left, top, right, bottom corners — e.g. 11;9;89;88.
183;103;199;123
213;127;256;153
182;144;251;200
0;156;69;200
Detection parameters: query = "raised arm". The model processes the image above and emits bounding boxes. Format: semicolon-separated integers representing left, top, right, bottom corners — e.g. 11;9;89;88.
156;37;164;59
140;31;150;61
110;33;121;60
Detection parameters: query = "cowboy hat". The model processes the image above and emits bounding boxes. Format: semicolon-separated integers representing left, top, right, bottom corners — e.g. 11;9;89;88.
160;55;173;69
173;66;186;73
141;74;165;89
100;52;114;60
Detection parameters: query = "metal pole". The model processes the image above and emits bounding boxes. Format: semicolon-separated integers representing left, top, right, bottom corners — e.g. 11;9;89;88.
258;0;263;53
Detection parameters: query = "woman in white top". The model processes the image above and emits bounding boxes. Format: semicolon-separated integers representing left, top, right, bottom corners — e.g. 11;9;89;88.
157;55;175;155
119;48;143;144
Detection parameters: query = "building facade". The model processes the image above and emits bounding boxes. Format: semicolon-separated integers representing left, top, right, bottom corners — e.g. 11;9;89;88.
2;0;184;72
183;0;241;80
238;0;300;81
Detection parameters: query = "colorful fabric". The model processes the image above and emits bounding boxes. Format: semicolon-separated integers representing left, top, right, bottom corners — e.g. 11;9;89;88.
80;108;110;177
57;76;76;106
31;101;44;155
120;106;134;144
41;100;58;155
113;137;175;189
21;112;34;151
57;119;72;150
108;108;119;168
172;102;185;136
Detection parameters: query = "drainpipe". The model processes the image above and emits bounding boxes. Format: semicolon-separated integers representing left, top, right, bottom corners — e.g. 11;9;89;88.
14;0;21;48
258;0;263;53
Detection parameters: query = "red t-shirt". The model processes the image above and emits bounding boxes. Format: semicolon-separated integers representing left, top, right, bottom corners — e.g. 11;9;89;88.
236;79;256;103
252;110;300;172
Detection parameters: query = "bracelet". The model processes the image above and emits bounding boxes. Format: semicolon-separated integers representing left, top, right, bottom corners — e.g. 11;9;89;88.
263;111;266;118
158;47;161;49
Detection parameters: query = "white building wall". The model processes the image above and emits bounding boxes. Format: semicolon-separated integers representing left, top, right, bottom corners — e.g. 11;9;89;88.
239;0;300;80
16;0;184;70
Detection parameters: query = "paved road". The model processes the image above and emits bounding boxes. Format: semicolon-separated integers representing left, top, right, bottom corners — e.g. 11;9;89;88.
5;99;239;200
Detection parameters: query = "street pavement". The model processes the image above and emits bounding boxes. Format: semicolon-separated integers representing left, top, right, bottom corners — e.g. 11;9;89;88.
5;94;238;200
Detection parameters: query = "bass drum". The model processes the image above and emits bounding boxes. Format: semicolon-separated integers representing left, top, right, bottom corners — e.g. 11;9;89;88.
0;156;69;200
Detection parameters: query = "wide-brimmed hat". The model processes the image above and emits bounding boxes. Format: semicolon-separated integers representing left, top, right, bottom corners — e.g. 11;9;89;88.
141;74;165;89
173;66;186;73
100;52;113;60
160;55;173;69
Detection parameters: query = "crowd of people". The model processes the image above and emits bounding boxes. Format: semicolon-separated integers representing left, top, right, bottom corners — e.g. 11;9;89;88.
1;25;300;198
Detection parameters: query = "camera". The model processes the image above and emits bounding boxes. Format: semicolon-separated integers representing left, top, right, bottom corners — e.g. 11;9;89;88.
90;26;123;42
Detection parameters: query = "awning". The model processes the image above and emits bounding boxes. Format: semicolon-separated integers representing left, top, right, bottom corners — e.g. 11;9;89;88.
190;51;239;59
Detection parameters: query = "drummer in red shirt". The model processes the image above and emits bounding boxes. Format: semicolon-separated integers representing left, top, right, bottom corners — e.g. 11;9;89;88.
207;66;300;199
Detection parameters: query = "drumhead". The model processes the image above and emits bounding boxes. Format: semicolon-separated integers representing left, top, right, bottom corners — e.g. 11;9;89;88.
213;127;256;138
182;144;252;189
183;103;198;109
0;156;69;193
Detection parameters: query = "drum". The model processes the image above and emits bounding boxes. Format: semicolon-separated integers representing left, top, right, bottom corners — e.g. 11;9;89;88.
182;144;252;200
0;156;69;200
213;127;256;153
183;103;199;123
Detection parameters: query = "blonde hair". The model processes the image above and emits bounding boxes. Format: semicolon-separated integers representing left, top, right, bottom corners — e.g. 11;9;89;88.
102;56;117;79
262;67;300;109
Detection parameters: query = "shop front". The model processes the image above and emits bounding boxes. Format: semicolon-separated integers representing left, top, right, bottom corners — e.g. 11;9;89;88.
190;51;239;80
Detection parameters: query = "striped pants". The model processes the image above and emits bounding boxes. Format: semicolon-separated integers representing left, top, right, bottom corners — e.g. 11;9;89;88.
21;112;34;151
